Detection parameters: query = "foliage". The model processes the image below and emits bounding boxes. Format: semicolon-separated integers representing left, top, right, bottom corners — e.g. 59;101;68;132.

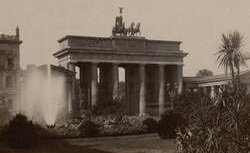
176;90;250;153
2;114;38;148
158;110;187;139
97;116;147;136
92;99;126;117
78;120;100;137
196;69;213;77
216;30;247;90
142;118;158;133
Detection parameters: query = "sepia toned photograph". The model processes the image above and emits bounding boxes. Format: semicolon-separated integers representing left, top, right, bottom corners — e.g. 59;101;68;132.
0;0;250;153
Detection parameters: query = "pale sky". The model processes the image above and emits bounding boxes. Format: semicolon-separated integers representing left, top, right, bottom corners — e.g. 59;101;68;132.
1;0;250;76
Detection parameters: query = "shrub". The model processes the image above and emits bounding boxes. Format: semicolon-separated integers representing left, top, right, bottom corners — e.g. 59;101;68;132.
158;110;186;139
92;99;126;117
96;116;147;136
142;118;158;133
78;120;100;137
176;90;250;153
2;114;38;148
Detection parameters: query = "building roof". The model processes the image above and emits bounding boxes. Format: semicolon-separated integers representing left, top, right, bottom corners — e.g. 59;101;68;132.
184;70;250;84
57;35;182;44
20;64;75;77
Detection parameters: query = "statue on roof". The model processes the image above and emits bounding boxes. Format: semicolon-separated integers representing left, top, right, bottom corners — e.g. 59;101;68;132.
112;7;141;37
112;7;127;36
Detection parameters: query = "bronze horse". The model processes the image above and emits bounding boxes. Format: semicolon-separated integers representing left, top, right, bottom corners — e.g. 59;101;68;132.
127;22;141;36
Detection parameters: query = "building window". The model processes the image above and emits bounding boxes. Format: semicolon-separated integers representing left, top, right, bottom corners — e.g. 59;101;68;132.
7;99;13;109
0;58;4;69
6;76;13;87
7;58;15;70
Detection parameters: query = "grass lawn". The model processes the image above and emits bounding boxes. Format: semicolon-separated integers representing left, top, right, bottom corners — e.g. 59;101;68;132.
67;133;177;153
0;140;110;153
0;134;177;153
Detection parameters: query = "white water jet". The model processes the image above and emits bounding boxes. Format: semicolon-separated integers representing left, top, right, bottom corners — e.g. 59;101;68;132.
18;64;67;125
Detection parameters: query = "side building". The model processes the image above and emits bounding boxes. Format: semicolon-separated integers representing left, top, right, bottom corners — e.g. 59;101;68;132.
0;28;21;111
183;70;250;97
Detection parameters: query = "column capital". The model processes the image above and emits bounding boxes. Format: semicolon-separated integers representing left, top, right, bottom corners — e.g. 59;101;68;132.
139;63;147;66
111;63;120;66
91;62;99;65
158;64;165;68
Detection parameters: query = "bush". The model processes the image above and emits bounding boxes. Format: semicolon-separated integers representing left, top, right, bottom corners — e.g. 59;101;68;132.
158;110;186;139
96;116;147;136
92;99;126;117
78;120;100;137
142;118;158;133
176;90;250;153
2;114;38;148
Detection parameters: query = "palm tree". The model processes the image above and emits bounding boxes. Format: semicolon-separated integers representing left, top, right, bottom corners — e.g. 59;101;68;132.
216;30;247;90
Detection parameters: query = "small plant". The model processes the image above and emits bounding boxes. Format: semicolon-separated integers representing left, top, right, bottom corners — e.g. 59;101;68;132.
142;118;158;133
3;113;38;148
78;120;100;137
158;110;186;139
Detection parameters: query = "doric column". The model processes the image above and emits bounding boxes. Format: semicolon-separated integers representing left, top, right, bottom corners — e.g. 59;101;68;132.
91;63;98;109
177;65;183;94
158;65;165;116
203;87;207;95
112;63;119;100
79;64;87;110
139;64;146;116
68;63;76;114
210;86;215;98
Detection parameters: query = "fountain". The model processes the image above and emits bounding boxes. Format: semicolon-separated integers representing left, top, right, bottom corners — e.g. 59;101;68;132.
18;64;67;125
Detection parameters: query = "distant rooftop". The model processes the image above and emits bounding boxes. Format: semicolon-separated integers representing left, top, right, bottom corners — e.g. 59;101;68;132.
0;34;18;41
0;27;21;44
184;70;250;83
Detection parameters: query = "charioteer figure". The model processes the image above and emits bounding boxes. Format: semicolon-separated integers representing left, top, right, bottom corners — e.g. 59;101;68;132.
112;7;141;37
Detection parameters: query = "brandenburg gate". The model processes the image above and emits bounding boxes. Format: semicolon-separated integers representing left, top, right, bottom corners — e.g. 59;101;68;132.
53;9;187;116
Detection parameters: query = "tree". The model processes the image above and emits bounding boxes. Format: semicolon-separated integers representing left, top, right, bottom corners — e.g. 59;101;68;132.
196;69;213;77
216;30;247;90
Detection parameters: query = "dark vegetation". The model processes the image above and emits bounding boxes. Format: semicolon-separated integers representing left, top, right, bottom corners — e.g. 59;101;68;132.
78;120;100;137
142;118;157;133
1;114;38;149
176;89;250;153
158;110;186;139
